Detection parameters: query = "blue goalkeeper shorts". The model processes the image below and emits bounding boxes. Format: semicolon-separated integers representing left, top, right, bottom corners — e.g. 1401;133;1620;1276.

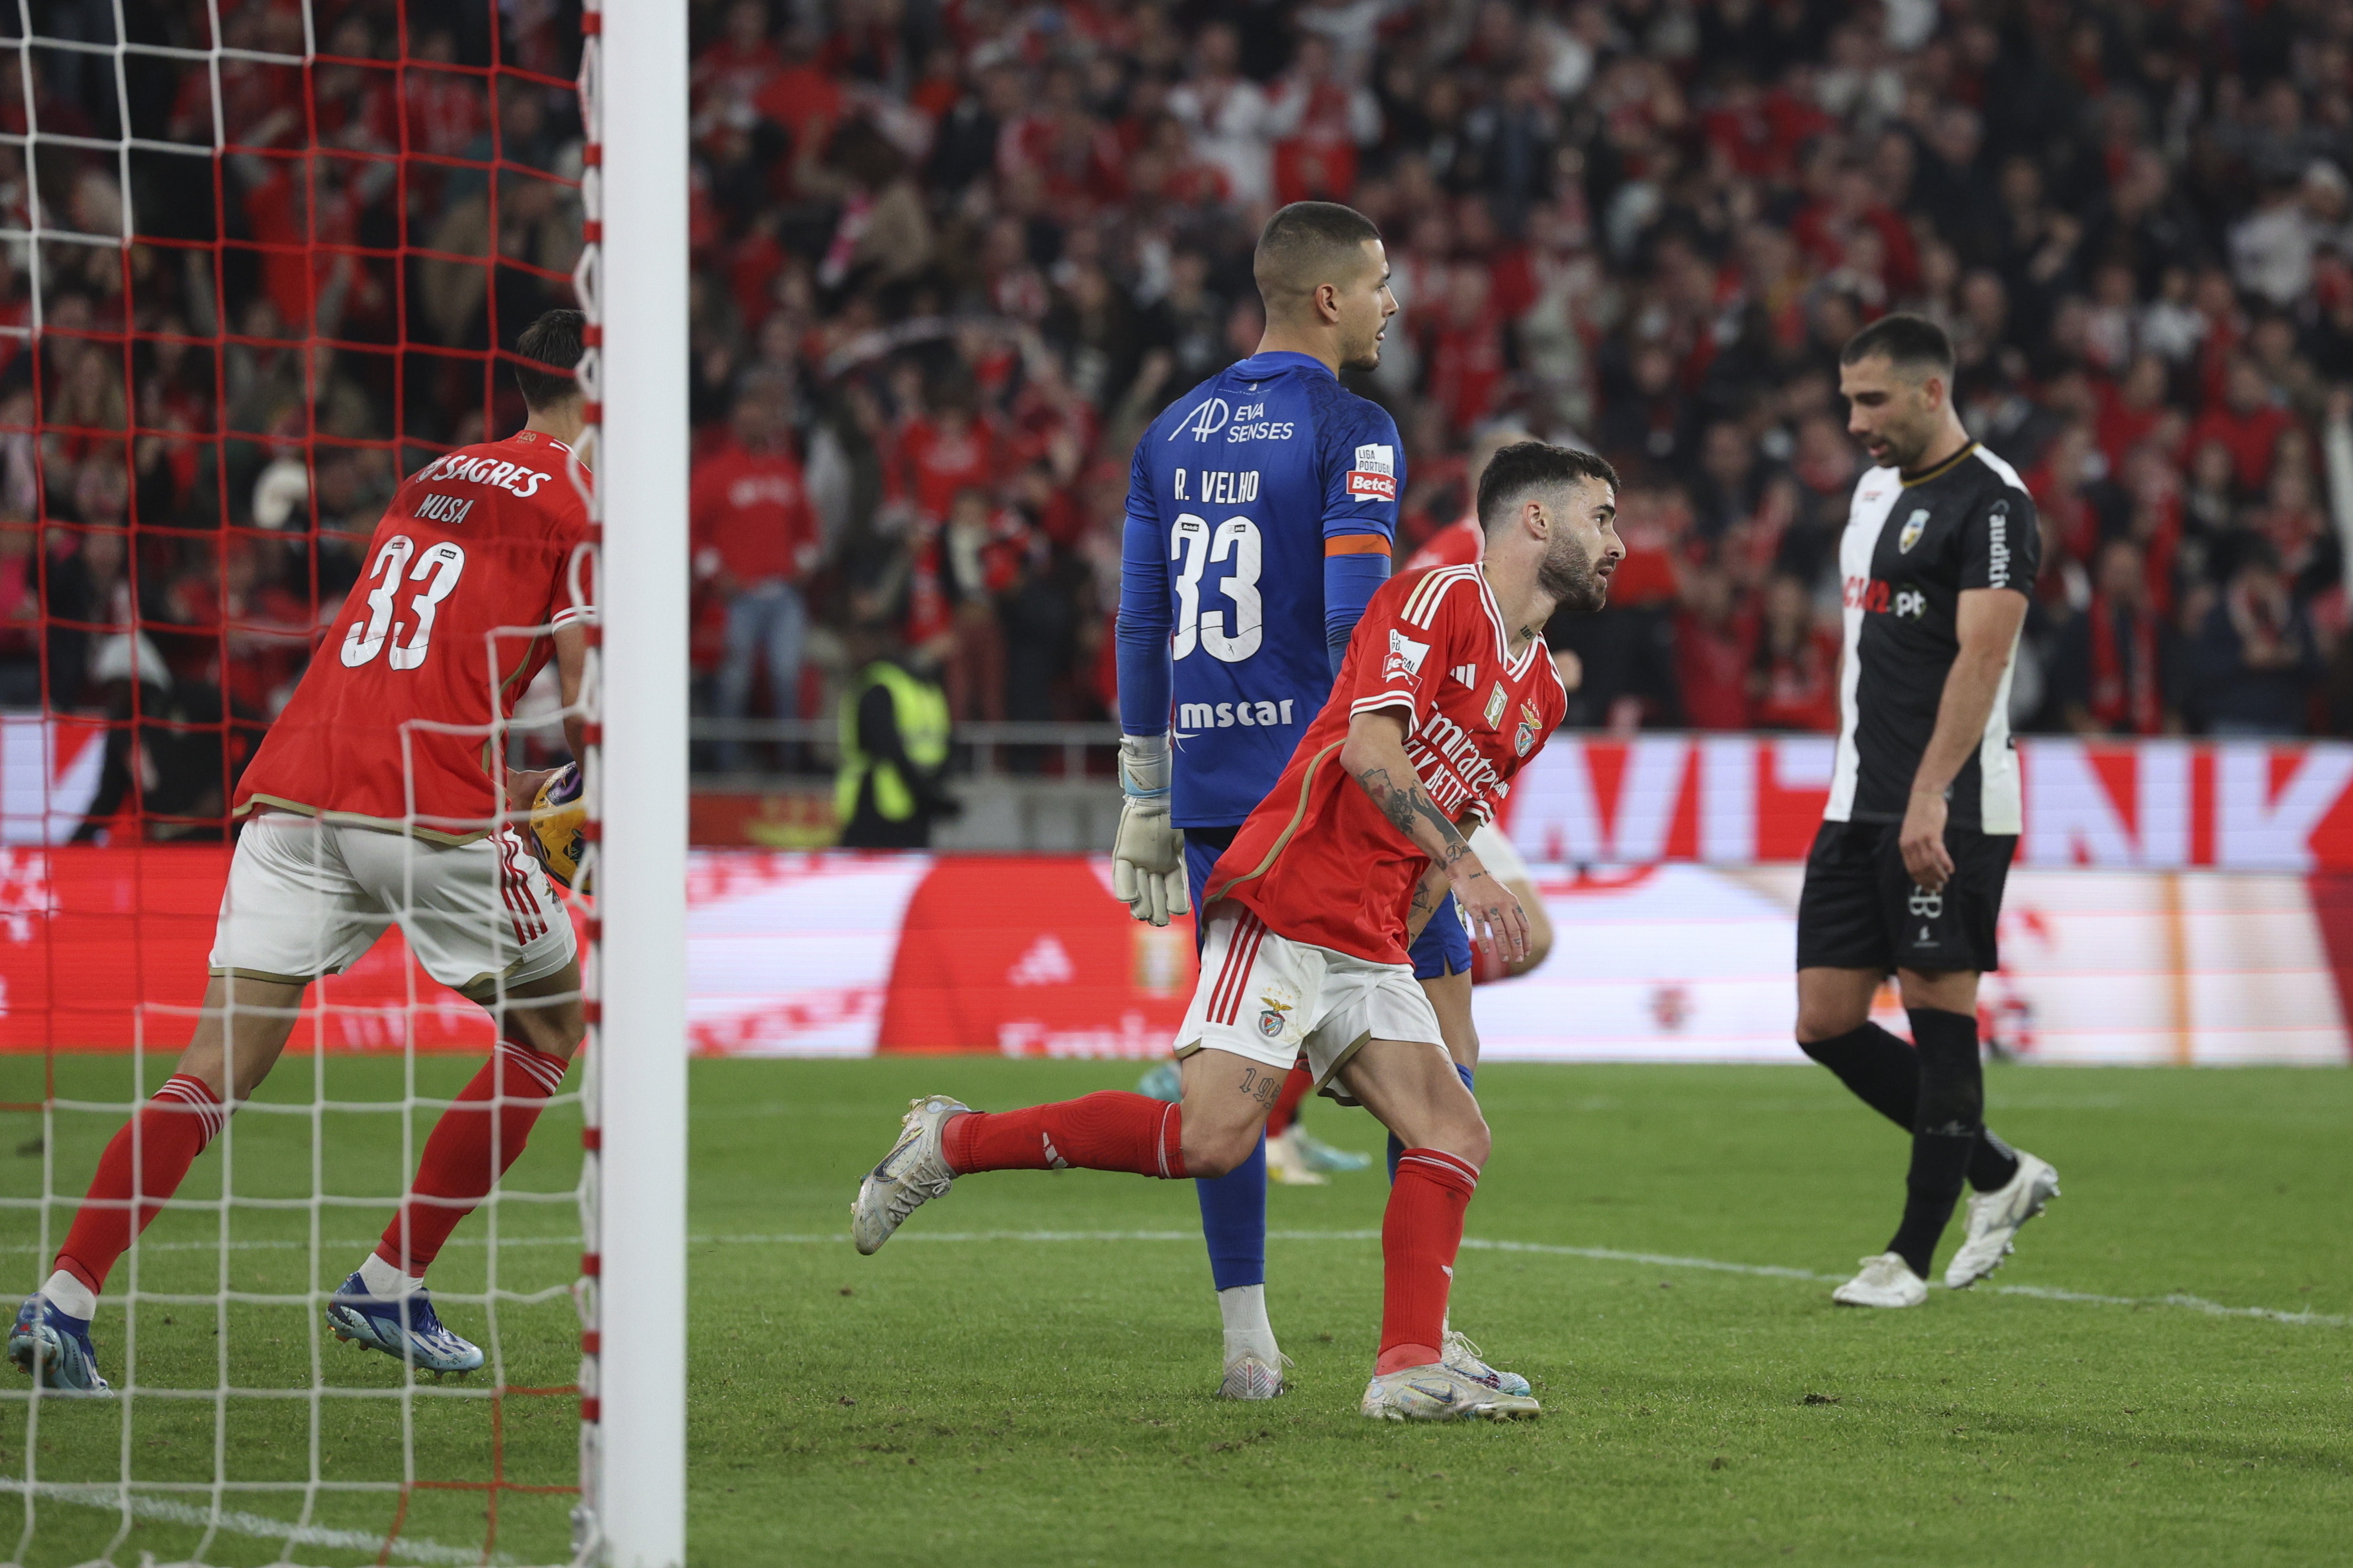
1183;828;1235;953
1409;896;1471;980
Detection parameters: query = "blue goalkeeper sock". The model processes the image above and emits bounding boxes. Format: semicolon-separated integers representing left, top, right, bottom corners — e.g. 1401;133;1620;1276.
1388;1065;1475;1183
1195;1133;1267;1290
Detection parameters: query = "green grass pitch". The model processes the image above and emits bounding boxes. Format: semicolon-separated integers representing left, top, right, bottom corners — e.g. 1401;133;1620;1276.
2;1055;2349;1565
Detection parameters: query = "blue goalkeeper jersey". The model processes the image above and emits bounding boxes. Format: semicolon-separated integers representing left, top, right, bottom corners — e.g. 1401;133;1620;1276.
1116;351;1404;828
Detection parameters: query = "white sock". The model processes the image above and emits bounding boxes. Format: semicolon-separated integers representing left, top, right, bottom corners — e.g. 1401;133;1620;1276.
41;1270;94;1321
358;1254;426;1299
1218;1283;1278;1364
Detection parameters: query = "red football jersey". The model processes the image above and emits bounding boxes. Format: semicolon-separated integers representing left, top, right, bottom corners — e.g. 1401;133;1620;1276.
236;429;594;841
1205;564;1567;965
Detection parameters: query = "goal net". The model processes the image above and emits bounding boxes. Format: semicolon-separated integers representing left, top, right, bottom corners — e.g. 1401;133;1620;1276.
0;1;666;1562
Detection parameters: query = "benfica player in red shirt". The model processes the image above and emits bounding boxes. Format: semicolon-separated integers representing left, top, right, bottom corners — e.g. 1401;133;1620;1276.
1403;423;1556;985
9;311;595;1393
855;444;1622;1421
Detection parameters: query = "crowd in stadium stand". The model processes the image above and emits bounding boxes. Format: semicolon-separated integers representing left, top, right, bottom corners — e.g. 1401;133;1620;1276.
674;0;2353;750
11;0;2353;808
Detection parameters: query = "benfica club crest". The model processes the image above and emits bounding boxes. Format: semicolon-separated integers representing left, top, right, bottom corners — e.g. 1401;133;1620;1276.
1256;994;1294;1039
1898;507;1930;553
1514;701;1543;756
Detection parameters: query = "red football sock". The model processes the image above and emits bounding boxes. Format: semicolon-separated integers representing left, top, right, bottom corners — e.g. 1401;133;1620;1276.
375;1040;568;1277
54;1075;229;1295
1263;1063;1314;1138
941;1092;1185;1178
1376;1147;1481;1376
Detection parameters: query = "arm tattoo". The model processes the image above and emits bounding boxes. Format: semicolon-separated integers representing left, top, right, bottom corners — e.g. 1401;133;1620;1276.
1355;761;1472;862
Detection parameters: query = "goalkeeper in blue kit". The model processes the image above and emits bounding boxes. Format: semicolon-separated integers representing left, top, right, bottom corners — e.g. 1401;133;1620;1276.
1112;202;1520;1400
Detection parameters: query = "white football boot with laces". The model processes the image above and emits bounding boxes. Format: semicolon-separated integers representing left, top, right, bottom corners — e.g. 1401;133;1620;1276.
851;1095;969;1254
1441;1329;1531;1397
1218;1349;1291;1400
1832;1252;1928;1307
1944;1152;2061;1289
1362;1362;1541;1421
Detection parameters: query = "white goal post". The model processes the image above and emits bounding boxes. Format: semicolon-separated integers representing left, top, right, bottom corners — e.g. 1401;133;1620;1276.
578;0;688;1564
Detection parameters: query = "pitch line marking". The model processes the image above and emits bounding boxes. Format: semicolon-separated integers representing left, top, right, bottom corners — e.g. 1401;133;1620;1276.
0;1480;505;1566
729;1228;2351;1329
6;1230;2336;1327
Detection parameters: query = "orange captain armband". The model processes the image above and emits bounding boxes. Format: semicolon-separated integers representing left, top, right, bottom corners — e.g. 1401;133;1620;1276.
1324;533;1391;556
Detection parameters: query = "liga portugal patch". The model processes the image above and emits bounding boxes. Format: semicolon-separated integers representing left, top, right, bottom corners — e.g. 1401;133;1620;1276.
1348;442;1398;502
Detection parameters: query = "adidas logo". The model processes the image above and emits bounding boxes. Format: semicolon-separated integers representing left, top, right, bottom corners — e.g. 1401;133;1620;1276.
1007;933;1076;986
1042;1135;1069;1170
1451;663;1478;687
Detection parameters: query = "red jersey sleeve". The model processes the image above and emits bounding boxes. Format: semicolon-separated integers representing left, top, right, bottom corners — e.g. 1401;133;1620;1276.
544;488;597;633
1345;565;1481;729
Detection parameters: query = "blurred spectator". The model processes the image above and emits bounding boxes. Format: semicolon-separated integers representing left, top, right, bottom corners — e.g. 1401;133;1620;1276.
692;371;821;769
1672;564;1754;730
906;487;1022;723
2188;542;2324;736
2051;539;2181;736
1748;574;1841;733
71;632;259;843
2189;357;2295;493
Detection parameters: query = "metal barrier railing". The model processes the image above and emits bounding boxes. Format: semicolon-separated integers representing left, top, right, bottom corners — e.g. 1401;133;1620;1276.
688;718;1119;779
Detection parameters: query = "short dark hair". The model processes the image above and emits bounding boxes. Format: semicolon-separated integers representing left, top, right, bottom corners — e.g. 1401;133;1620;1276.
1253;202;1382;317
512;308;586;410
1477;442;1619;531
1839;312;1955;379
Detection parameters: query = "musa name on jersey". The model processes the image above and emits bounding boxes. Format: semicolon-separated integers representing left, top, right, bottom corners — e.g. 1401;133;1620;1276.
1828;442;2039;833
236;429;594;843
1205;565;1567;966
1122;351;1402;826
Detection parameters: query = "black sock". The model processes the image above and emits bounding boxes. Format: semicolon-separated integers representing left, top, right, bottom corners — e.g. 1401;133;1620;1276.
1888;1133;1973;1277
1885;1007;1988;1277
1972;1124;2021;1192
1798;1021;1917;1126
1800;1020;2020;1191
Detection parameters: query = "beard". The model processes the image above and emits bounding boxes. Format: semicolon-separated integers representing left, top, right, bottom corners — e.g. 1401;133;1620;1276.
1538;529;1607;612
1875;413;1938;471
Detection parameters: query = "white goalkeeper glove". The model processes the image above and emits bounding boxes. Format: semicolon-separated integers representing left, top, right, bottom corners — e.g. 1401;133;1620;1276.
1112;732;1188;928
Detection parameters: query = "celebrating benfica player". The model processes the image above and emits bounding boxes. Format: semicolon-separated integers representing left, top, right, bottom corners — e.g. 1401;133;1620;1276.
854;442;1622;1422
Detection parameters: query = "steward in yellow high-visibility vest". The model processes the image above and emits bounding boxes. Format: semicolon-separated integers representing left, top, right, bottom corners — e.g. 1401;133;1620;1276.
836;653;956;848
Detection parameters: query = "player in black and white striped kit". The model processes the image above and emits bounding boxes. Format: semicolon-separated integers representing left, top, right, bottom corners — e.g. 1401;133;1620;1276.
1795;315;2062;1309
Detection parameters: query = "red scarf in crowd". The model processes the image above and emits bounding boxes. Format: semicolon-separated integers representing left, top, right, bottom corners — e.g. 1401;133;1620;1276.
2088;596;2160;735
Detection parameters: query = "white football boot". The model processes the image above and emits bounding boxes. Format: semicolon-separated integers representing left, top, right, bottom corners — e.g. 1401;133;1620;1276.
1832;1252;1929;1308
1944;1152;2061;1289
1362;1362;1541;1422
851;1095;969;1255
1442;1328;1531;1397
1218;1349;1291;1400
1263;1126;1328;1186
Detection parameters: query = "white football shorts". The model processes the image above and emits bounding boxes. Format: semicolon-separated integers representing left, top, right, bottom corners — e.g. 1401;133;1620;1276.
1175;903;1444;1099
211;812;575;995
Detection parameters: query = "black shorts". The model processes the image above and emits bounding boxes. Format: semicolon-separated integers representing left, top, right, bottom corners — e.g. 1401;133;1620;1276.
1794;819;2017;975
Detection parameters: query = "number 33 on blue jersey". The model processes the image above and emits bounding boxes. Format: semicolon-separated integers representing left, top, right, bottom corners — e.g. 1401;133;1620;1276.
1114;351;1405;829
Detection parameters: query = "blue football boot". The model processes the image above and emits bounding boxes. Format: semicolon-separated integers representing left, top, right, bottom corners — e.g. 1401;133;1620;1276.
8;1295;112;1395
325;1272;484;1374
